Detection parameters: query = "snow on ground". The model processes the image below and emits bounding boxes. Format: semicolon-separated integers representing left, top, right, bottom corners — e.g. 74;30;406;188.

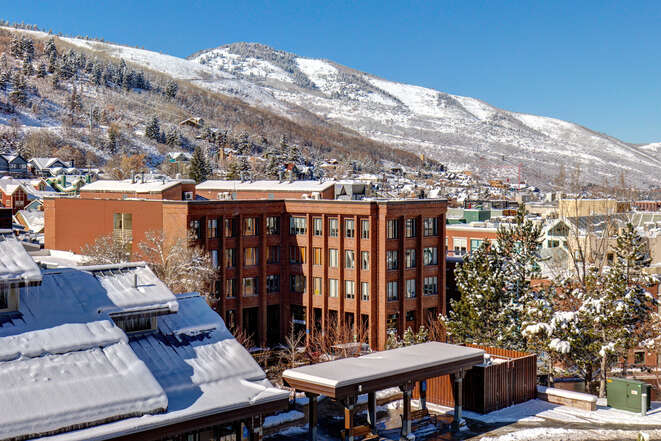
264;410;305;428
425;397;661;427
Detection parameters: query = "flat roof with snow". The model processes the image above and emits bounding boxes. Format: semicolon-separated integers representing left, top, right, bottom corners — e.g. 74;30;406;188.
283;342;484;399
196;179;335;193
81;178;194;193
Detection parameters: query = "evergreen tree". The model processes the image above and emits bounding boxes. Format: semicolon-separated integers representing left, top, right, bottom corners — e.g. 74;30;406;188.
36;62;47;78
145;116;161;141
92;63;103;85
47;52;57;73
165;127;181;147
589;223;655;397
44;37;57;58
0;53;7;70
237;131;250;155
0;70;9;95
68;85;82;112
9;35;22;58
444;242;509;346
9;73;27;105
165;80;178;98
22;58;34;76
189;146;211;183
264;142;283;179
20;37;34;60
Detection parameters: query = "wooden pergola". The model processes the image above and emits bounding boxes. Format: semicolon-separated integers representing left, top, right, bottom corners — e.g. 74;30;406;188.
282;342;484;441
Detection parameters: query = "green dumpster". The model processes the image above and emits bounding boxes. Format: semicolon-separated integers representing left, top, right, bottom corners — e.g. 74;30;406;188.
606;378;651;413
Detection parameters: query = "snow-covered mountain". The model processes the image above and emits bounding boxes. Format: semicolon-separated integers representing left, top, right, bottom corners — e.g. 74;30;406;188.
186;43;661;188
39;30;661;188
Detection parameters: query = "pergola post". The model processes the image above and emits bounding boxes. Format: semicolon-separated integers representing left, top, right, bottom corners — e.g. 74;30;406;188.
342;395;357;441
306;392;319;441
399;382;413;440
419;379;427;411
367;391;377;431
451;369;466;433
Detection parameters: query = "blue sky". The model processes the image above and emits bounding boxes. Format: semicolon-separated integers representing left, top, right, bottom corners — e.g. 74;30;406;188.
4;1;660;143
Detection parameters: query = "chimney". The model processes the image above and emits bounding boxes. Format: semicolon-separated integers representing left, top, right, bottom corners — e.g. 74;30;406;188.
278;170;283;183
288;170;293;183
134;273;138;288
131;172;136;184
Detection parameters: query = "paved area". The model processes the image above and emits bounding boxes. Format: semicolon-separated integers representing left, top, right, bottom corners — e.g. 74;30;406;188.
265;396;661;440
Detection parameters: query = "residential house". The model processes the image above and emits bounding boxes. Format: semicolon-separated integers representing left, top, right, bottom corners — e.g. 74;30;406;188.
28;157;69;177
2;154;28;178
0;177;29;214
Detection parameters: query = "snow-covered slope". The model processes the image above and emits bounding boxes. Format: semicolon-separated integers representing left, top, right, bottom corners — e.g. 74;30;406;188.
28;28;660;187
188;43;661;187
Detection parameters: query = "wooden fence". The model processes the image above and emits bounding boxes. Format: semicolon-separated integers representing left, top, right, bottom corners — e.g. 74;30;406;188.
414;344;537;414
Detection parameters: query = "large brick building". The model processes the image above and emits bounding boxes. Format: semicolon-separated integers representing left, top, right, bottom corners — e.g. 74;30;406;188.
45;179;447;350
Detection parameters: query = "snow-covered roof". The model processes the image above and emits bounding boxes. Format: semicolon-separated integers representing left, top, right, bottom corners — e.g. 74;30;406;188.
78;263;178;316
0;230;42;284
0;176;24;195
197;179;334;193
81;178;194;194
283;342;484;389
0;254;286;440
29;157;67;170
15;209;44;233
35;294;289;441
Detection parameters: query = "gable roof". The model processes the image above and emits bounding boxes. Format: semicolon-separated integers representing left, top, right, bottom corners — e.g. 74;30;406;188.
0;230;41;284
29;157;67;170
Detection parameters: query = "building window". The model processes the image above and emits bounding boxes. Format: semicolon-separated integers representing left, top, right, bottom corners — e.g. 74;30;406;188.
386;250;399;270
387;219;399;239
313;247;322;265
225;248;236;268
0;285;12;310
207;219;217;238
406;278;416;298
387;281;398;301
634;351;645;365
361;251;369;270
361;282;369;301
266;216;280;235
387;313;399;332
112;316;155;334
405;249;416;268
290;216;307;235
424;217;438;236
345;219;355;238
224;218;237;237
453;237;467;256
244;247;258;266
470;239;483;251
345;250;355;269
329;279;339;298
243;277;259;297
405;218;416;238
313;217;323;236
243;217;258;236
423;247;438;265
314;277;322;296
266;274;280;293
289;246;306;264
345;280;355;299
267;245;280;264
329;218;339;237
112;213;133;248
290;274;306;294
189;220;201;240
211;250;219;268
226;279;237;298
423;276;438;296
361;219;370;239
406;310;415;322
329;248;339;268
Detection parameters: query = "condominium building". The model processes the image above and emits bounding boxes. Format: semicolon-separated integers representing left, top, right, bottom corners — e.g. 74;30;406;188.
45;179;447;349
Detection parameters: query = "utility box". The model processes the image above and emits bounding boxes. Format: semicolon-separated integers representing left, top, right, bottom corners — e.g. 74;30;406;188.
606;378;651;413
